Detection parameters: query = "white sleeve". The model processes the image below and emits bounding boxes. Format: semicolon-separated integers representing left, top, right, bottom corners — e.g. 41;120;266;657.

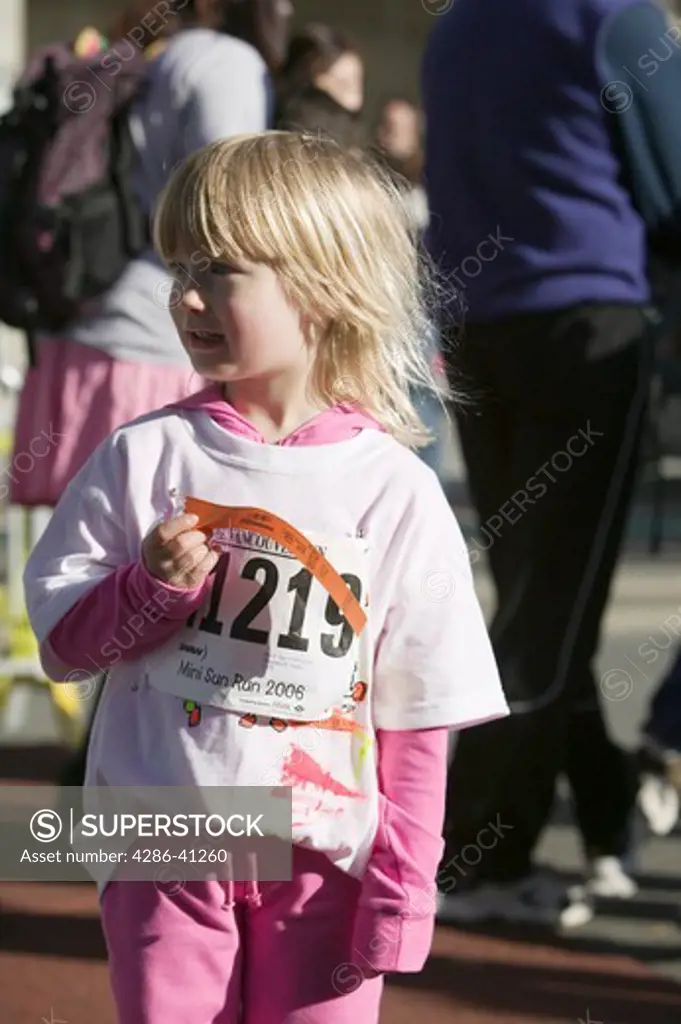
179;42;271;155
23;434;132;680
372;471;509;731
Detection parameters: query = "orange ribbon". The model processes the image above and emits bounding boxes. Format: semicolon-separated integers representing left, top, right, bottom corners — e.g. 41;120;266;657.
184;497;367;636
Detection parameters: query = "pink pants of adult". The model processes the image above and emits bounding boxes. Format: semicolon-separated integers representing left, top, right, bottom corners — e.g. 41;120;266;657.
100;845;384;1024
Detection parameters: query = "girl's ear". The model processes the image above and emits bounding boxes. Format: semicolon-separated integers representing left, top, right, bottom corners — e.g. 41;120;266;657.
301;315;318;347
302;314;331;349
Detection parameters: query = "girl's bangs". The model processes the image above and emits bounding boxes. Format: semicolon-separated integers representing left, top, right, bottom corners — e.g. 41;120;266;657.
153;143;277;269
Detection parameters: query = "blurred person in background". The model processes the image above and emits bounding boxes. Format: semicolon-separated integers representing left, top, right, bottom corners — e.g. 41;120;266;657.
107;0;182;41
424;0;681;924
276;23;366;151
107;0;184;58
373;96;446;476
16;0;293;789
375;98;428;232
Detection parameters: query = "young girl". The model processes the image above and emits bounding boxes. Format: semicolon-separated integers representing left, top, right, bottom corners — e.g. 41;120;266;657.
23;132;507;1024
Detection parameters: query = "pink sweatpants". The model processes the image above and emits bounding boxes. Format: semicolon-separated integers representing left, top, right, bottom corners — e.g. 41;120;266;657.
100;845;384;1024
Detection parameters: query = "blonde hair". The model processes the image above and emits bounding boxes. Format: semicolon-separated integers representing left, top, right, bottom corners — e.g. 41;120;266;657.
154;131;449;448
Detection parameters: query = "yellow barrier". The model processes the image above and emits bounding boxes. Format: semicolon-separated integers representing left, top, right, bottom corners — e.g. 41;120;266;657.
0;427;85;745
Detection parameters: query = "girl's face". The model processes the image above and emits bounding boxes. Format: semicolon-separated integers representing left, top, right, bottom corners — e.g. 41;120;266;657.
315;52;364;113
170;258;312;386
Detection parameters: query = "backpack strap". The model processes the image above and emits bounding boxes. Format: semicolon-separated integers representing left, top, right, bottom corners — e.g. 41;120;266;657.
105;45;152;255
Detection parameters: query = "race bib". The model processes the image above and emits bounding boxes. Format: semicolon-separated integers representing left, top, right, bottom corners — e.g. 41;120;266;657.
144;518;370;721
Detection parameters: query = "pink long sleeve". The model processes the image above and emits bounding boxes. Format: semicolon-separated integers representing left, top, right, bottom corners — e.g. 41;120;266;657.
352;726;449;974
48;560;211;674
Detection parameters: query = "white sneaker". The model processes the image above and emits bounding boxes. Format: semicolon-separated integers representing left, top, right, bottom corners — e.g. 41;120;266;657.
638;772;680;837
437;873;565;925
582;855;638;899
559;891;595;929
560;855;637;929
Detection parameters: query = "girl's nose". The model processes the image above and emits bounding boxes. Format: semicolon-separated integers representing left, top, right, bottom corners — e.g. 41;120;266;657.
180;286;206;313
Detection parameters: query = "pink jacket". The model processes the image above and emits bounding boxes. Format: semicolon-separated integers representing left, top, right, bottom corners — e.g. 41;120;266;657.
49;385;448;973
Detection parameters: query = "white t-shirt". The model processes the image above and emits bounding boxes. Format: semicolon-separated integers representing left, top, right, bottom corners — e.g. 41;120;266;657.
24;407;508;885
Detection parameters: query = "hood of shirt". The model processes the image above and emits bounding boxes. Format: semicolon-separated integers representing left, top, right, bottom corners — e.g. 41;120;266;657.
169;384;385;446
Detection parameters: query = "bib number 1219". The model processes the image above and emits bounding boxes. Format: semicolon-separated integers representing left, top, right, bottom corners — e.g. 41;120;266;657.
187;552;362;659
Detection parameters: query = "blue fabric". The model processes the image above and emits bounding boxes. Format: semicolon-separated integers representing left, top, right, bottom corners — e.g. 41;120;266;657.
413;388;446;475
422;0;651;321
646;646;681;753
414;324;447;477
599;2;681;259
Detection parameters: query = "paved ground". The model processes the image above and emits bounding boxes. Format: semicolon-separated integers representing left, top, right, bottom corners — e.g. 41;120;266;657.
1;417;681;1023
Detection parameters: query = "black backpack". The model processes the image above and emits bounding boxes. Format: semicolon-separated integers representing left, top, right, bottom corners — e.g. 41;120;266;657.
0;41;150;365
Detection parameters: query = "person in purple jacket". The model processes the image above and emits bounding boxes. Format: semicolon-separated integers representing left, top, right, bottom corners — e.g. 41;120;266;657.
424;0;681;924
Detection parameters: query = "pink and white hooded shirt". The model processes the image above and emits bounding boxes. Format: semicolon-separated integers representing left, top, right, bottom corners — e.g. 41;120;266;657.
24;386;508;892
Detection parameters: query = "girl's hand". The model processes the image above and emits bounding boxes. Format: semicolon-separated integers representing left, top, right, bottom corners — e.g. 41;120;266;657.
142;513;219;589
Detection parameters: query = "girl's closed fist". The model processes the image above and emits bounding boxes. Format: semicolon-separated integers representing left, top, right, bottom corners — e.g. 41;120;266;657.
142;513;219;589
